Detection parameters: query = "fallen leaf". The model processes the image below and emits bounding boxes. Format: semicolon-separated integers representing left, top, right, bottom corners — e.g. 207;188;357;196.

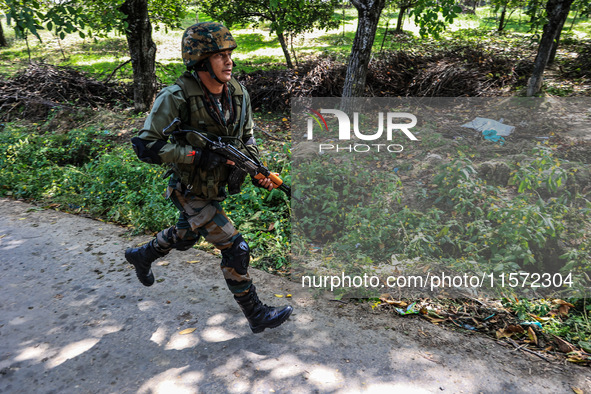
553;335;577;353
186;260;200;264
423;315;446;324
427;310;445;319
571;387;583;394
567;352;591;363
496;325;525;339
274;294;284;298
179;328;197;335
286;294;292;298
553;299;575;308
528;313;552;322
527;326;538;346
557;304;571;317
379;294;407;308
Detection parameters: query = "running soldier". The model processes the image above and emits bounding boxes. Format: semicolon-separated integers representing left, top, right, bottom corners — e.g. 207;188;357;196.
125;22;292;333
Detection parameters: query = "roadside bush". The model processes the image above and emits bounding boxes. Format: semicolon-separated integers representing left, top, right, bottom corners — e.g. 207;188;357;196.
294;147;591;293
0;123;291;271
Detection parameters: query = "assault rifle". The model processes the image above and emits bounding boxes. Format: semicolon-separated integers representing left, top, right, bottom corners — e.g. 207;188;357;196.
163;118;291;197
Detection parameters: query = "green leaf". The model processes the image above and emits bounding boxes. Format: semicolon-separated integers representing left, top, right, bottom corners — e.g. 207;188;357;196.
436;226;450;238
579;341;591;353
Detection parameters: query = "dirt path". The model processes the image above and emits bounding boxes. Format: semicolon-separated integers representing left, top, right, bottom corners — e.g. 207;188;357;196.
0;198;589;393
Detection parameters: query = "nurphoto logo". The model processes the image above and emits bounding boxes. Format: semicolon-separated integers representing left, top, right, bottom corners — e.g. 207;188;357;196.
306;108;419;153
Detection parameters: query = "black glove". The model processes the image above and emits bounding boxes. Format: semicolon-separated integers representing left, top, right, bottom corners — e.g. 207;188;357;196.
131;137;166;165
197;149;226;171
228;167;248;195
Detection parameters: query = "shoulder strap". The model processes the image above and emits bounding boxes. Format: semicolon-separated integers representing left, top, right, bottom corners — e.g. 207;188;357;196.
175;71;206;126
175;71;205;97
228;77;244;96
229;79;247;135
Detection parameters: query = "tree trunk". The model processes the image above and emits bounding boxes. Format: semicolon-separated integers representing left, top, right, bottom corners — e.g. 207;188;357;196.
395;5;409;32
529;0;539;24
276;30;294;69
526;0;573;96
0;21;8;47
379;19;390;52
567;8;579;31
498;5;507;32
342;0;386;99
548;15;567;65
289;34;299;68
119;0;158;113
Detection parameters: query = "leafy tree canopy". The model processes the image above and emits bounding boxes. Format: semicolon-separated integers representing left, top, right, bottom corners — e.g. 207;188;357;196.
411;0;463;38
4;0;187;42
199;0;341;67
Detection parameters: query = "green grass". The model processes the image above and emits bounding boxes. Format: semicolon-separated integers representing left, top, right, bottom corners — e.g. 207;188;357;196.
0;120;291;271
1;5;589;81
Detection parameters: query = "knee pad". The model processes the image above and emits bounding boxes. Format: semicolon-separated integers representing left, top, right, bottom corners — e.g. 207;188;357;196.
221;235;250;275
156;226;200;252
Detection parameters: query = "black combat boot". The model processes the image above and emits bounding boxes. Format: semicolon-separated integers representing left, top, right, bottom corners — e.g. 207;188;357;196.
234;285;293;333
124;240;166;287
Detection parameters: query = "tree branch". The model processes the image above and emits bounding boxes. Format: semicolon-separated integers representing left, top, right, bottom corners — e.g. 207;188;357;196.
104;59;132;83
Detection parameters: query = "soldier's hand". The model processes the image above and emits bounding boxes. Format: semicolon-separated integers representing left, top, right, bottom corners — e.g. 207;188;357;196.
253;175;274;191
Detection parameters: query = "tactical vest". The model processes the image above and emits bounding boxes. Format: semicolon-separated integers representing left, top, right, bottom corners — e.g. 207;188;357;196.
171;72;248;200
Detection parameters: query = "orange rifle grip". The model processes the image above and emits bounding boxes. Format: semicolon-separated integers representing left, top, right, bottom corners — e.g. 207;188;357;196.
254;172;283;188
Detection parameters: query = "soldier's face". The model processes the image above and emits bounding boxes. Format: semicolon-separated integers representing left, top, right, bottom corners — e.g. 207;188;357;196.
209;50;233;83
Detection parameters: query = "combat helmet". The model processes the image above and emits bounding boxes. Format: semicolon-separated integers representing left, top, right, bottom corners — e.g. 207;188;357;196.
182;22;237;70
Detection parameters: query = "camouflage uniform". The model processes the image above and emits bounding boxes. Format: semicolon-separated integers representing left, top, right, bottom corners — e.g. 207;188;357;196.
132;23;257;296
127;23;292;333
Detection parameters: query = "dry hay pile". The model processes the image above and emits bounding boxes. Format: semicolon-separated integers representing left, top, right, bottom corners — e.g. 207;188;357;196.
0;62;131;121
564;41;591;78
237;58;347;112
238;45;533;112
370;45;532;97
1;45;534;119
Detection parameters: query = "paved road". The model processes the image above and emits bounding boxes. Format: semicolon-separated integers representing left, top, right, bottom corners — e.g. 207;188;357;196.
1;198;589;393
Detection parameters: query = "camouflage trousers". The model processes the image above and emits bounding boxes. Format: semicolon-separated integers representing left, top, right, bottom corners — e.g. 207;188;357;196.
152;182;252;296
